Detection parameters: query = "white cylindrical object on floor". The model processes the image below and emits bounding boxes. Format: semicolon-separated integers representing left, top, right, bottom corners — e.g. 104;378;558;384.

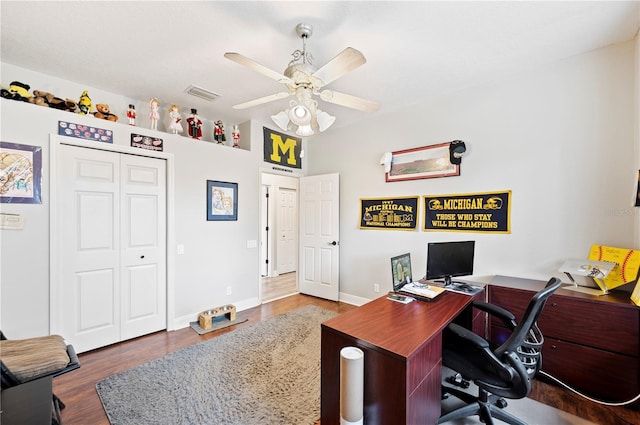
340;346;364;425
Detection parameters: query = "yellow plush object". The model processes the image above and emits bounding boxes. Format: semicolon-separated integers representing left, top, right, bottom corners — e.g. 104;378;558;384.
78;90;92;115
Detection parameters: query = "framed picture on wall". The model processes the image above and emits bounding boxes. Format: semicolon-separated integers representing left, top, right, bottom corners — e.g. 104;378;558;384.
0;141;43;204
207;180;238;221
386;142;460;182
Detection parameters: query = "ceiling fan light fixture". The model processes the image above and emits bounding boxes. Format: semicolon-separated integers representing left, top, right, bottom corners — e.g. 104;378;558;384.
316;110;336;132
288;104;312;126
295;124;315;137
271;110;290;132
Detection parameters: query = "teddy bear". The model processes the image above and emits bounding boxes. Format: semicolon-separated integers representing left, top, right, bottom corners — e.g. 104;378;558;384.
92;103;118;122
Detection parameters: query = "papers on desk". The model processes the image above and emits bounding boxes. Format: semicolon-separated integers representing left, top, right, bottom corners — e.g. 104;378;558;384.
398;282;445;300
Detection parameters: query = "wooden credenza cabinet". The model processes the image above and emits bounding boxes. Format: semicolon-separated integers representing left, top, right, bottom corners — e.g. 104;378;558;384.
488;275;639;404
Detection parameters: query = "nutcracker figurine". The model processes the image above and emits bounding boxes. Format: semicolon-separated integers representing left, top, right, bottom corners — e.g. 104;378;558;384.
214;120;226;144
232;124;240;148
186;108;202;140
127;104;136;126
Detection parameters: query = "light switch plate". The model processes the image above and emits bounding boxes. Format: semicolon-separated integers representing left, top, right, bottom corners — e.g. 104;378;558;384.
0;213;24;230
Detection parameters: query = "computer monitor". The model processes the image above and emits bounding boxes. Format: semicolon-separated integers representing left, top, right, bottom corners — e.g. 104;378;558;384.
390;253;413;292
426;241;475;286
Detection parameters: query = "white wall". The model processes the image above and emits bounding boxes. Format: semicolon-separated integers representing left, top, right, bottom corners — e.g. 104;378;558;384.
0;63;297;338
308;41;639;300
1;39;637;336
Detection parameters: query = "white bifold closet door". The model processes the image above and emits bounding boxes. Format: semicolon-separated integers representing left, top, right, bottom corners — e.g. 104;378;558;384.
57;144;167;353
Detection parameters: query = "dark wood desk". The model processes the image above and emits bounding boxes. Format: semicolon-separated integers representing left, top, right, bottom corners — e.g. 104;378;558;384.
321;291;474;425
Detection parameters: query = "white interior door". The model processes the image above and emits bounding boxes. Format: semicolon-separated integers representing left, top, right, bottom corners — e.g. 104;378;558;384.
277;187;297;274
57;145;166;352
120;154;166;340
298;173;340;301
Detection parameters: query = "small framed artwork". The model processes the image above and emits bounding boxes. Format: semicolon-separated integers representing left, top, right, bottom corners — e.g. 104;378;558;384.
0;141;43;204
386;142;459;182
207;180;238;221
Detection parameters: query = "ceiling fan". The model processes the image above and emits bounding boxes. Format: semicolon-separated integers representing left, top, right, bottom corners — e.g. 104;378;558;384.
224;23;380;135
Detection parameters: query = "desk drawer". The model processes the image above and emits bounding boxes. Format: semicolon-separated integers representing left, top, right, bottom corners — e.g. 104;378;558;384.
541;338;639;402
539;297;639;357
488;286;639;356
490;325;640;402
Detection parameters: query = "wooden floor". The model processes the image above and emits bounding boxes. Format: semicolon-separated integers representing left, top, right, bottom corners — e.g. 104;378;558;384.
53;293;640;425
261;271;297;302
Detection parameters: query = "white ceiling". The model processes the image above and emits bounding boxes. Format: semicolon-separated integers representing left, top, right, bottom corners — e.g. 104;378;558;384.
1;1;638;132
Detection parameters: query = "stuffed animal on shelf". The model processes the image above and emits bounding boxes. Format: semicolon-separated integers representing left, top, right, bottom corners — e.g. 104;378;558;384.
28;92;49;107
29;90;77;112
93;104;118;122
1;81;32;102
78;90;92;115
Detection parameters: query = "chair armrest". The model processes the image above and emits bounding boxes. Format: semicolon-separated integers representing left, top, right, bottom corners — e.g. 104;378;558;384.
447;323;489;349
472;301;517;329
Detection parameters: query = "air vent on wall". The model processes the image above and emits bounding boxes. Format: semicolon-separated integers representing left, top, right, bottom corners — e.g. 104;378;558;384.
184;85;222;102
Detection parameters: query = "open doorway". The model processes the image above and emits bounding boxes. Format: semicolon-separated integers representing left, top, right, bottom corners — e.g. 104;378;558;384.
260;173;299;302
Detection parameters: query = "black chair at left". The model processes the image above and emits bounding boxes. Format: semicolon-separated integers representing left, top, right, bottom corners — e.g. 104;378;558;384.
1;331;80;425
438;277;562;425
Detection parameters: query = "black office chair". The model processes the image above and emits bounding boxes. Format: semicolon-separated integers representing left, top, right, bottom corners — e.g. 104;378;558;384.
1;331;80;425
438;277;562;425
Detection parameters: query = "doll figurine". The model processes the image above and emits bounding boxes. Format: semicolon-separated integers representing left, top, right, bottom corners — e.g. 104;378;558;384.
232;124;240;148
214;120;226;144
127;104;136;126
168;104;183;134
186;108;202;140
149;98;160;130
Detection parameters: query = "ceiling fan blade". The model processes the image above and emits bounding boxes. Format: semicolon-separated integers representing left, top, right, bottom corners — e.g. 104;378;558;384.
232;91;291;110
224;52;294;85
319;90;380;112
312;47;366;86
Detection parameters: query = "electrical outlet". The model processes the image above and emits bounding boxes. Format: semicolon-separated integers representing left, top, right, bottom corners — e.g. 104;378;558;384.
226;286;232;295
374;284;380;293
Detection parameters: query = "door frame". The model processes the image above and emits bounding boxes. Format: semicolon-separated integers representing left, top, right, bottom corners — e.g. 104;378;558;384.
259;171;300;303
49;134;177;333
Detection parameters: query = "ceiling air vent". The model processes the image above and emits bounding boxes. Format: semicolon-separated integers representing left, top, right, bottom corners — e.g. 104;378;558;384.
184;85;222;102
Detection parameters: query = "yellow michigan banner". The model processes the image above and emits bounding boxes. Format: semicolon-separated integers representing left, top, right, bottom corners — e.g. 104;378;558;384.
423;190;511;233
360;196;419;230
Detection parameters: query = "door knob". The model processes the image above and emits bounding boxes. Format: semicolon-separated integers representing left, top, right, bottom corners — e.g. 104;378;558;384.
329;241;338;246
140;255;145;259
